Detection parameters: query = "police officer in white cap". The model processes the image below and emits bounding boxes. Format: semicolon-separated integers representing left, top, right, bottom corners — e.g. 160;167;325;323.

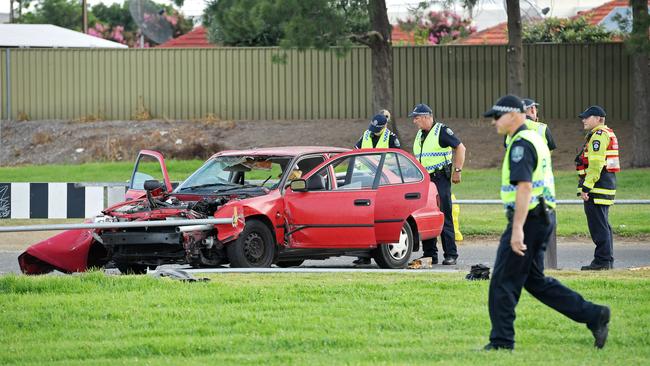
482;94;610;351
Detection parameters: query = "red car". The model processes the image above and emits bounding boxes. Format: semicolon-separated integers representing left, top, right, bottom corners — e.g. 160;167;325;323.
19;147;444;274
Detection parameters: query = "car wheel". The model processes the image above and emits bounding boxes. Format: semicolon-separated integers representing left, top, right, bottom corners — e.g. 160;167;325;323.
227;219;275;268
117;264;149;275
372;222;414;269
275;260;305;268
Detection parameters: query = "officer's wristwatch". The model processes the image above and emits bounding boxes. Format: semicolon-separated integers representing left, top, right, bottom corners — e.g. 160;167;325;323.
454;168;462;172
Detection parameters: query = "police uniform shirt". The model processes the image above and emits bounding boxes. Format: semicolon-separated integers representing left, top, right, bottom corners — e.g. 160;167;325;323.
354;131;402;149
420;124;461;150
508;124;538;185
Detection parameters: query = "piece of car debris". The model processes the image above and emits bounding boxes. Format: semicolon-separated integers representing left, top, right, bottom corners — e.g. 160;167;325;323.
150;268;210;282
407;257;433;269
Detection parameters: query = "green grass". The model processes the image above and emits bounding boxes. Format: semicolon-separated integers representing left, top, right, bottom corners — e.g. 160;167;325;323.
1;271;649;365
458;204;650;236
453;168;650;199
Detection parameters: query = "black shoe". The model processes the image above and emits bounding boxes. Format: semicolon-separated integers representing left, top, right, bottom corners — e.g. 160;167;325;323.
581;262;612;271
353;257;371;265
483;343;513;351
442;258;457;265
588;306;610;349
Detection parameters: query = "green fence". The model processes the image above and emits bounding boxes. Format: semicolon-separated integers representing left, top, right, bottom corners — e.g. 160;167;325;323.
0;43;632;121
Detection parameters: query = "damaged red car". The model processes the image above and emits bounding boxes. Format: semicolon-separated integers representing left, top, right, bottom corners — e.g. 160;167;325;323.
19;147;444;274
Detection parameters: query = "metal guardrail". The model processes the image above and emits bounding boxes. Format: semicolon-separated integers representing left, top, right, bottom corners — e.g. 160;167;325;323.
0;218;235;233
456;199;650;205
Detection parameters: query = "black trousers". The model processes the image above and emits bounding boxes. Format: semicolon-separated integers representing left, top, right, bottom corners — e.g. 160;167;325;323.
422;171;458;259
488;211;601;347
583;199;614;265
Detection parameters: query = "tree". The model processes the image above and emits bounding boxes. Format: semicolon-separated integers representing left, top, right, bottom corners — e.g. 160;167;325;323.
16;0;86;31
505;0;524;96
629;0;650;167
522;16;614;43
204;0;398;134
203;0;284;46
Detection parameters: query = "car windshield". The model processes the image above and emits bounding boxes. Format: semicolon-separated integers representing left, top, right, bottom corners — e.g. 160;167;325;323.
175;155;292;193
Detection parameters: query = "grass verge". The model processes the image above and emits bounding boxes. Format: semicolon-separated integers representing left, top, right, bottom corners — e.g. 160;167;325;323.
1;271;649;365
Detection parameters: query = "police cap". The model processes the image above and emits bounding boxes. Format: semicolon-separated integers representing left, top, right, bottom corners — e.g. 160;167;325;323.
368;113;388;133
483;95;526;118
408;103;433;117
522;98;540;110
578;105;607;119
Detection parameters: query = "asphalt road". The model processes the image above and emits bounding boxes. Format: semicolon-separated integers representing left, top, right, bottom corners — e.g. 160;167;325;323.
2;239;649;275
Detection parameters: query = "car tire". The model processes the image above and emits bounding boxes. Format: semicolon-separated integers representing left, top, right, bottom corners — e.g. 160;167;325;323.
117;264;149;275
275;260;305;268
227;219;276;268
372;222;414;269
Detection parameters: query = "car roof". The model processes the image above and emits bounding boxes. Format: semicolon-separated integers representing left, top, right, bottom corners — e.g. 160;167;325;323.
212;146;350;158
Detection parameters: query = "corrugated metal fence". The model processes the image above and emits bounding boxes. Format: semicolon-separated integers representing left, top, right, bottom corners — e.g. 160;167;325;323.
0;43;632;121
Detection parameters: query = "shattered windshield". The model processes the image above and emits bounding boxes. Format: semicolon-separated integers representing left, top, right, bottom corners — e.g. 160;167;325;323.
175;155;291;193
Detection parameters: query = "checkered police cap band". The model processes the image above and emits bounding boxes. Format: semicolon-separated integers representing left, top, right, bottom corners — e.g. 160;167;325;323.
491;105;523;113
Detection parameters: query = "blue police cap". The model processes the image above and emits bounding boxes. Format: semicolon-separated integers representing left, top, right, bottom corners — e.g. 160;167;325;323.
408;103;433;117
578;105;606;118
522;98;540;109
368;113;388;133
483;95;526;118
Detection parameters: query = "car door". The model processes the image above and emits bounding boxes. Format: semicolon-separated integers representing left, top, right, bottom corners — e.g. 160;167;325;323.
125;150;173;200
373;151;428;243
283;151;384;248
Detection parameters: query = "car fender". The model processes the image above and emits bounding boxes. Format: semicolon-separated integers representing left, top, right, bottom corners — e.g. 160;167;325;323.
18;229;94;274
214;203;245;242
410;183;444;241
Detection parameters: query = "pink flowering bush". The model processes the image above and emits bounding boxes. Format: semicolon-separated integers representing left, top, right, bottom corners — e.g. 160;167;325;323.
398;10;476;45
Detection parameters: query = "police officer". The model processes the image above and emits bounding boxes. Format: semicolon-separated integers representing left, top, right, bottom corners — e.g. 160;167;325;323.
353;111;401;265
354;110;401;150
505;98;556;152
410;103;465;265
576;106;619;271
482;95;610;351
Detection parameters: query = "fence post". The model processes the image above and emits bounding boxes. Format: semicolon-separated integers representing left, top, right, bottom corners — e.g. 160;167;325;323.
4;48;9;121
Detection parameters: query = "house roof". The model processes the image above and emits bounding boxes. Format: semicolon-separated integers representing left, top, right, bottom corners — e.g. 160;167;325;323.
156;26;216;48
457;0;646;45
391;25;416;45
0;24;128;48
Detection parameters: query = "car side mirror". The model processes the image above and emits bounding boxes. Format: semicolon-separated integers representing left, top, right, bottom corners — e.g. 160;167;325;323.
144;180;163;192
290;179;307;192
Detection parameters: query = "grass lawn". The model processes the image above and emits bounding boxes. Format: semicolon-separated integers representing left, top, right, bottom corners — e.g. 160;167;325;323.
1;271;649;365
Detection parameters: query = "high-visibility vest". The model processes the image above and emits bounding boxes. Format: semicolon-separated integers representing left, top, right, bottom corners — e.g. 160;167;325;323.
505;119;549;147
501;129;556;211
413;123;452;173
575;125;619;205
361;129;390;149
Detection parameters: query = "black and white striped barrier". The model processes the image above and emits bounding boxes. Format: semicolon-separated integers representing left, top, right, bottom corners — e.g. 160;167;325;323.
0;183;127;219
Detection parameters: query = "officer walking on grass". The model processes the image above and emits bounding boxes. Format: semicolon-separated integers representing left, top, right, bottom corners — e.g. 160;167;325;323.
353;110;401;266
482;95;610;351
410;103;465;265
575;106;620;270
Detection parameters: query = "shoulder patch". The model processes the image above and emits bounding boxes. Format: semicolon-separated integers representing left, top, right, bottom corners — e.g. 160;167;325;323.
446;128;454;136
592;140;601;151
511;146;524;163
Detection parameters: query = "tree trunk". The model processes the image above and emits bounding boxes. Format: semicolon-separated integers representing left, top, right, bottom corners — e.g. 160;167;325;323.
368;0;397;137
9;0;15;23
505;0;524;96
630;0;650;167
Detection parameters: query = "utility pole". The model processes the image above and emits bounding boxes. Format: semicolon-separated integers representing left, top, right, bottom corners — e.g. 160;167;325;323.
9;0;15;23
82;0;88;33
